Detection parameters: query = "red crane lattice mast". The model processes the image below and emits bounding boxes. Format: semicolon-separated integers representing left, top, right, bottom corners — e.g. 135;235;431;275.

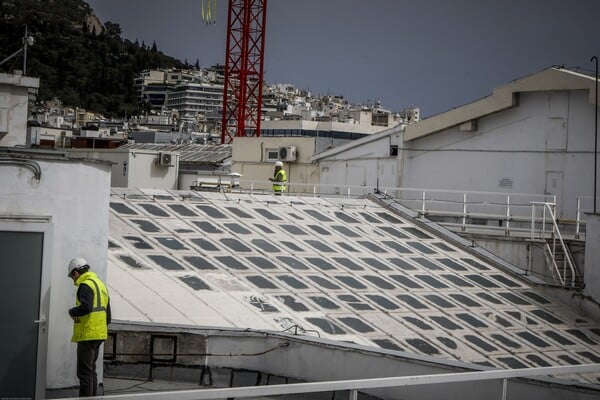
220;0;267;144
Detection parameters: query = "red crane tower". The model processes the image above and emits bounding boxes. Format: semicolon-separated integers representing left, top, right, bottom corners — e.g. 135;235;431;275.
220;0;267;144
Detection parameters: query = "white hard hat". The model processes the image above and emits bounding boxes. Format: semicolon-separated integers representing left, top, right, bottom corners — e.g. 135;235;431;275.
274;161;283;167
67;258;88;276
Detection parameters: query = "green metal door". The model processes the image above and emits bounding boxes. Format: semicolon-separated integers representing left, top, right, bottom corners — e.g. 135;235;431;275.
0;231;44;399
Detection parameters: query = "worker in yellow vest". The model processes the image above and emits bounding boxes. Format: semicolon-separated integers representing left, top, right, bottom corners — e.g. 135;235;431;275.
67;258;111;397
269;160;287;195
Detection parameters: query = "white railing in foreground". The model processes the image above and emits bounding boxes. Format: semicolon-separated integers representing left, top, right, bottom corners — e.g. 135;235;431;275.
56;364;600;400
233;181;588;239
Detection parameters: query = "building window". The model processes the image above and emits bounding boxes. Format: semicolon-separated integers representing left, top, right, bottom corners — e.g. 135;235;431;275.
390;145;398;156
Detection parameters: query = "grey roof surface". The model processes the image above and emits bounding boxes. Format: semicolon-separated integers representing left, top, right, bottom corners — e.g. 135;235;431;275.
119;143;231;164
107;188;600;385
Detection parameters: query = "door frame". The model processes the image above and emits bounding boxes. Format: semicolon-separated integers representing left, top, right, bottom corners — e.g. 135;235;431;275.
0;216;53;400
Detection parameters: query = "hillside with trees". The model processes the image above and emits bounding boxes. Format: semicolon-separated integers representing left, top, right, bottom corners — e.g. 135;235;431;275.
0;0;186;116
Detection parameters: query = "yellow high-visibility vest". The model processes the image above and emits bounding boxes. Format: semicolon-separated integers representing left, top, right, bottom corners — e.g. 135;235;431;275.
272;169;287;192
71;271;109;342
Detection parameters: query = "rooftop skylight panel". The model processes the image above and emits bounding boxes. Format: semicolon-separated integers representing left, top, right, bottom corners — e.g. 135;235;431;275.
276;255;309;270
189;237;221;252
332;257;364;271
303;209;334;222
308;275;342;290
110;202;138;215
460;257;491;271
465;274;501;289
475;291;505;306
488;273;524;288
253;208;283;220
333;211;360;224
116;254;148;270
441;274;475;288
308;295;341;310
388;274;424;289
220;237;253;252
372;338;404;351
147;254;186;271
436;258;468;272
432;242;457;252
375;212;403;224
414;274;450;290
358;211;384;224
306;224;332;236
429;315;464;331
253;223;275;234
190;220;223;234
305;257;337;271
247;294;279;312
496;291;531;306
405;337;442;356
276;275;311;290
424;294;458;310
280;224;308;235
403;227;433;239
251;238;281;253
381;241;412;254
223;222;252;235
455;313;489;329
275;295;311;312
412;257;444;271
361;275;396;290
448;293;483;308
122;235;154;250
406;241;436;255
305;317;346;335
386;257;417;271
279;240;306;252
335;241;359;253
167;203;197;217
138;203;171;217
378;226;409;239
334;275;369;290
246;275;279;290
396;294;430;310
196;204;228;218
224;206;254;219
246;256;280;270
179;275;211;290
337;316;377;333
215;255;249;270
183;255;218;270
365;294;401;311
304;239;336;253
155;236;189;251
360;257;392;271
356;240;388;254
129;219;162;233
337;294;374;311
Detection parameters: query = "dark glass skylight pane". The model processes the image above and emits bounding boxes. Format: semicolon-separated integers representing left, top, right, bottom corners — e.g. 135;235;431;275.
130;219;160;232
280;224;308;235
308;275;341;290
489;274;522;288
531;309;563;324
404;316;434;330
286;212;304;220
358;241;386;253
517;332;551;348
139;203;170;217
404;227;433;239
225;207;253;219
465;274;500;288
526;354;551;367
339;317;375;333
277;275;309;289
387;258;416;270
196;205;227;218
543;330;575;345
110;202;137;215
437;258;467;271
276;295;309;312
566;329;597;345
307;224;331;235
253;223;275;234
216;256;248;270
578;352;600;363
334;211;360;224
304;240;335;252
156;237;188;250
379;226;409;239
448;294;481;307
252;238;281;253
306;257;336;270
475;292;503;305
432;242;455;252
309;296;339;309
430;316;462;330
148;255;185;270
389;275;423;289
406;338;439;355
425;294;455;309
413;257;443;271
382;241;412;254
333;257;364;271
224;223;252;235
246;256;277;270
338;294;373;310
277;256;309;270
415;275;448;289
336;242;358;252
335;275;367;289
118;255;145;269
521;291;551;304
248;296;278;312
280;241;304;252
437;337;458;350
179;276;210;290
304;209;333;222
464;335;497;352
361;257;391;271
306;317;345;334
108;240;120;249
366;295;399;310
497;357;527;369
376;212;403;224
497;292;530;306
456;313;488;328
441;274;474;288
191;220;223;234
220;238;252;252
331;225;359;237
373;339;403;351
406;241;435;254
397;294;428;309
184;256;217;270
168;204;197;217
362;275;395;289
359;212;382;223
253;208;283;220
460;258;490;271
247;275;278;289
190;238;219;251
123;236;153;249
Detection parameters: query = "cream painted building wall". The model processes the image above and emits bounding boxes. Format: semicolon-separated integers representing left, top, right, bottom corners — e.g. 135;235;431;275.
0;72;39;147
232;137;320;192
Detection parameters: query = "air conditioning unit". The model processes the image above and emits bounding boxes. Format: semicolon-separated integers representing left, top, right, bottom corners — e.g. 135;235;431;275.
158;152;173;166
279;146;297;162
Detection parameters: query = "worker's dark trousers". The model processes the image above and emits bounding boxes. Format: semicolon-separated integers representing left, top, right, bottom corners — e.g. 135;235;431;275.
77;340;103;396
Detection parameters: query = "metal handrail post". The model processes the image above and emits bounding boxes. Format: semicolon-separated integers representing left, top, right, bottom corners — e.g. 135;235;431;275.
501;379;508;400
462;192;467;231
542;206;546;237
349;389;358;400
576;198;581;239
250;181;254;195
530;203;536;240
422;191;426;215
505;195;511;235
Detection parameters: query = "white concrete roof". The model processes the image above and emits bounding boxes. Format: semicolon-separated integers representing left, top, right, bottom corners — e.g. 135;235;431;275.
404;67;597;141
107;189;600;384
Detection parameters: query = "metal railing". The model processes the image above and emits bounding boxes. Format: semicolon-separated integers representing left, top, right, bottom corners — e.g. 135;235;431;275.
55;363;600;400
230;181;588;240
531;202;579;287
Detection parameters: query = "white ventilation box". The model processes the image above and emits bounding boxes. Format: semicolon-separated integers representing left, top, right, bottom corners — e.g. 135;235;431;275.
279;146;297;162
158;152;173;166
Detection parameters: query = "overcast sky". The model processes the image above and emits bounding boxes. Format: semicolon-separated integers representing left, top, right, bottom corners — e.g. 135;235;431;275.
86;0;600;117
